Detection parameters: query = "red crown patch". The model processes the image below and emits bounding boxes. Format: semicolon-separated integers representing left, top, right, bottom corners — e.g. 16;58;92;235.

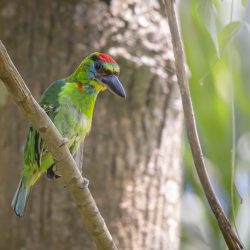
99;53;117;64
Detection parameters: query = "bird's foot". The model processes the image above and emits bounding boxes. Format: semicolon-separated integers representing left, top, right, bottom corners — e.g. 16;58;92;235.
47;165;61;180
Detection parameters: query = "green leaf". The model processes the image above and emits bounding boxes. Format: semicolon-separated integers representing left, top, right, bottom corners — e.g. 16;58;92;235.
242;0;247;7
218;21;241;53
211;0;221;11
198;0;219;55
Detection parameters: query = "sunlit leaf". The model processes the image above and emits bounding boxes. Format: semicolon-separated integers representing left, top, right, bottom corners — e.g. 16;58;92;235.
242;0;247;7
198;0;219;55
218;21;241;54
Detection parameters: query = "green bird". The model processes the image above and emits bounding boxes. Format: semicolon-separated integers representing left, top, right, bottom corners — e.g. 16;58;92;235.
11;52;126;216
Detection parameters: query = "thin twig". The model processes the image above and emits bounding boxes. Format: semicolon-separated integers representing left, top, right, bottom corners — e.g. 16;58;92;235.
229;0;241;240
0;40;118;250
163;1;243;249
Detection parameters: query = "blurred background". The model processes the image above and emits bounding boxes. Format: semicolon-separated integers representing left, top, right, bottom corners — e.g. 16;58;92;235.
0;0;249;249
180;0;250;249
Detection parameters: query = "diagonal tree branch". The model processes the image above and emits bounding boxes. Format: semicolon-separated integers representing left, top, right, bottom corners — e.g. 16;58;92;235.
163;1;243;250
0;40;117;250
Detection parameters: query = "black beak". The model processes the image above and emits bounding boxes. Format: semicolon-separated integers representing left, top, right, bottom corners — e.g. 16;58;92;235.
101;75;126;98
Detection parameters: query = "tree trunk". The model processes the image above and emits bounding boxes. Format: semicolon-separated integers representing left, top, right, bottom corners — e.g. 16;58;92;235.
0;0;183;249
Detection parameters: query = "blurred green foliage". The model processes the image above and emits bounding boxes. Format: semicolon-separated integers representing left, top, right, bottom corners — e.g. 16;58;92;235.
179;0;250;249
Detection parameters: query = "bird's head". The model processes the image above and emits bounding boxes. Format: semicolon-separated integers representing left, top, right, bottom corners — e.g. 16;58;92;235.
74;52;126;98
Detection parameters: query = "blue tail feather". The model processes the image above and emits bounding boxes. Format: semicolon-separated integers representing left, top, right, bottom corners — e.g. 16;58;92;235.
11;178;31;217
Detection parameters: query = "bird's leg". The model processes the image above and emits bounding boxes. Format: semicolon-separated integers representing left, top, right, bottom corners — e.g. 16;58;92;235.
48;137;68;180
46;164;61;180
47;137;69;180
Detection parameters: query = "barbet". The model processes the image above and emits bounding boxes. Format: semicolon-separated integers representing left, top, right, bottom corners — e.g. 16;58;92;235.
12;52;126;216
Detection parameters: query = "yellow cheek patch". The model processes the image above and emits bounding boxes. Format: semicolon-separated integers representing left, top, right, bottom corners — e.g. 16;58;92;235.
95;84;106;91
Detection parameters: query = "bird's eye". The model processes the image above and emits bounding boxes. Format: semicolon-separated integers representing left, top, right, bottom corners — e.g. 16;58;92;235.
91;55;99;61
95;62;103;71
105;70;111;75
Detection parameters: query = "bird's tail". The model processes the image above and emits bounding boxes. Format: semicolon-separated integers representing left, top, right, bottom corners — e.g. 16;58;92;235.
11;178;31;217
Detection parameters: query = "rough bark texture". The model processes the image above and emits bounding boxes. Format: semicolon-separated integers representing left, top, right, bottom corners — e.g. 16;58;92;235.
0;0;182;249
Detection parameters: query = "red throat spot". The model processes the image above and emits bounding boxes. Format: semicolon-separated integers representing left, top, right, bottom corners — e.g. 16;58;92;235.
77;82;83;91
99;53;117;64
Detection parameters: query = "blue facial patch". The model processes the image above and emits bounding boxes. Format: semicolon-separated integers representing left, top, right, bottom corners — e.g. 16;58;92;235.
87;64;96;79
86;85;95;94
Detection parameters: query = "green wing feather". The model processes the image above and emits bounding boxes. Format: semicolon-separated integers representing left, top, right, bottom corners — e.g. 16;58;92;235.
23;80;66;186
22;78;90;186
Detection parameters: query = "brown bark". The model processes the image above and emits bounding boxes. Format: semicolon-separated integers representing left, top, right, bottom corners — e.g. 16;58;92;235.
0;0;182;249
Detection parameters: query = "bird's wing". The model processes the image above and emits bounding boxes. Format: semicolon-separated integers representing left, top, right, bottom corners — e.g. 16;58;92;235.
23;79;66;169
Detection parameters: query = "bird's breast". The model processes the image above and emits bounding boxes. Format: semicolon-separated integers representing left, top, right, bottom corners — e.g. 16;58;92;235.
54;106;92;138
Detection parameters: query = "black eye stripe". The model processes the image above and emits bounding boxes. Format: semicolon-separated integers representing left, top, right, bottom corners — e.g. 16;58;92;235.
95;61;103;71
94;61;118;76
91;55;99;61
